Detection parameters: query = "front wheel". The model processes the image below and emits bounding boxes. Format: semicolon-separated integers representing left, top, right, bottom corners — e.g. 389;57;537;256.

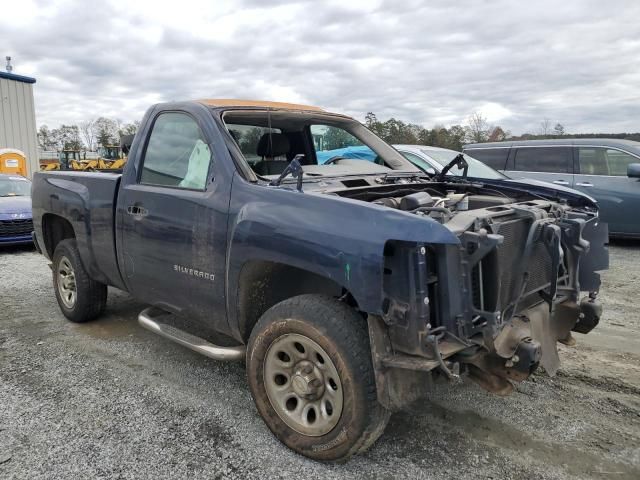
52;239;107;323
247;294;390;461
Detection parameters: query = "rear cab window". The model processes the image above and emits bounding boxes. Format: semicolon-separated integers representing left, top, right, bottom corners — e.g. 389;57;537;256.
512;147;572;173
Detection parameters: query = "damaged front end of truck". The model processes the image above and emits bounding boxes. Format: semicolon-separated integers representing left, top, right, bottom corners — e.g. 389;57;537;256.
355;187;609;409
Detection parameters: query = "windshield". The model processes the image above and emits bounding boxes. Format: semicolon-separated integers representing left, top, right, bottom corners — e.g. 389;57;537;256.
422;149;507;179
0;176;31;196
222;110;420;178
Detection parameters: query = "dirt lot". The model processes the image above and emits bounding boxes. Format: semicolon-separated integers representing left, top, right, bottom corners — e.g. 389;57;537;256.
1;243;639;479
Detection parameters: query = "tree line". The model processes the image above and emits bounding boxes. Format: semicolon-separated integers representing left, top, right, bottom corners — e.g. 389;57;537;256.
37;118;140;152
364;112;544;151
38;111;639;153
364;112;639;149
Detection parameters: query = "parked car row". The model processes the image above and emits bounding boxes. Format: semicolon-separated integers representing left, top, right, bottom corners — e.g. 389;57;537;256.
3;137;640;246
463;139;640;237
392;140;640;238
394;144;595;204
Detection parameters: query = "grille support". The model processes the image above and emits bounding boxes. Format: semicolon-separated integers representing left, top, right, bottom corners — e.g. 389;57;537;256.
490;218;556;313
461;213;564;338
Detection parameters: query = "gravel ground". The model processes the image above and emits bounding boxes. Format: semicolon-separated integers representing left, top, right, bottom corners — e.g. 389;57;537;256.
1;243;639;479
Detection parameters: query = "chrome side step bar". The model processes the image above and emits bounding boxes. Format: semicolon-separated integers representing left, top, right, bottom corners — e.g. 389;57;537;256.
138;307;245;361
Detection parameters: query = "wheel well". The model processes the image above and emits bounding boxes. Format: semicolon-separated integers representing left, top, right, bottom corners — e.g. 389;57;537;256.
42;214;75;257
237;261;356;341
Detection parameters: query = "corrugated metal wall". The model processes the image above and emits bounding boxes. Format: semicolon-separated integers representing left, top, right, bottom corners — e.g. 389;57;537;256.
0;78;38;177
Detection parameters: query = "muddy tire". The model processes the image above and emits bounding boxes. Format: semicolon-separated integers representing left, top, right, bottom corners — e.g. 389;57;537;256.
247;294;390;461
52;239;107;323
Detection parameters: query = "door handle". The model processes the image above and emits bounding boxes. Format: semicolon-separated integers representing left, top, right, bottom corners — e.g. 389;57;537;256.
127;205;148;217
552;180;569;186
575;182;593;187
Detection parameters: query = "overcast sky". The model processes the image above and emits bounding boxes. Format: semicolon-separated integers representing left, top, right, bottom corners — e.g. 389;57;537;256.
4;0;640;134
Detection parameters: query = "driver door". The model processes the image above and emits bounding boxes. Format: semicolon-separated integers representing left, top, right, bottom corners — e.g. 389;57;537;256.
118;110;230;331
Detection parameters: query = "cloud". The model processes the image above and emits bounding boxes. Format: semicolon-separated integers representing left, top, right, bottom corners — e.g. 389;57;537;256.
475;103;512;123
4;0;639;134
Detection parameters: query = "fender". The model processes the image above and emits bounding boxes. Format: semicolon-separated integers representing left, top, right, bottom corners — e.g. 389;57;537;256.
224;174;460;338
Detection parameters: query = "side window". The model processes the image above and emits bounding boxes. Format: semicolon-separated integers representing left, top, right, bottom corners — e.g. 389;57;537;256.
513;147;570;173
310;125;377;164
465;148;508;170
578;147;640;176
577;147;607;175
605;149;639;176
140;112;212;190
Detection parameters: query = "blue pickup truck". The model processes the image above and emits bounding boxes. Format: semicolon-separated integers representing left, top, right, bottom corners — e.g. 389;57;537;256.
32;99;609;461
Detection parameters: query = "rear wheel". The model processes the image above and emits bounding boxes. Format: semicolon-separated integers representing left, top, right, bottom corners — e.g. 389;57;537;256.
52;239;107;322
247;294;390;461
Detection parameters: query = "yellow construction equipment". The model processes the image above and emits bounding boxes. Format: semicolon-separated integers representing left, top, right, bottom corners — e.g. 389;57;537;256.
39;150;83;171
60;150;86;170
97;145;127;169
0;148;28;176
40;160;60;171
40;150;102;171
38;143;129;172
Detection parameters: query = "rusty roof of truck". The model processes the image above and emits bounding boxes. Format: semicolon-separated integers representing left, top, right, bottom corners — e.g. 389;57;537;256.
197;99;325;111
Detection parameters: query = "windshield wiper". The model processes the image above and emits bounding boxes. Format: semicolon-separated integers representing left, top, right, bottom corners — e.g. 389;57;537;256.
435;153;468;182
270;154;304;192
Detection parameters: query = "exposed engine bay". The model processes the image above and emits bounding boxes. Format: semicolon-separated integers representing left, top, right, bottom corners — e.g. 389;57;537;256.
334;179;587;231
330;179;609;401
372;189;539;230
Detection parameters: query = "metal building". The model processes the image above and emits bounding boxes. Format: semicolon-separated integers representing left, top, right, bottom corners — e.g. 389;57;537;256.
0;65;38;177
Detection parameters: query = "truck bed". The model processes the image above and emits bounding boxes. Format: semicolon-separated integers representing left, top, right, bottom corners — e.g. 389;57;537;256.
31;171;125;289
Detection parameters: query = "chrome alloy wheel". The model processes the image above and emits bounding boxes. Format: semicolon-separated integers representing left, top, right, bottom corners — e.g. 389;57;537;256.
57;256;77;308
264;333;344;436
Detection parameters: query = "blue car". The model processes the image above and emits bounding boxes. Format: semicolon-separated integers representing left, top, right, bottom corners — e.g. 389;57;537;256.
0;174;33;245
